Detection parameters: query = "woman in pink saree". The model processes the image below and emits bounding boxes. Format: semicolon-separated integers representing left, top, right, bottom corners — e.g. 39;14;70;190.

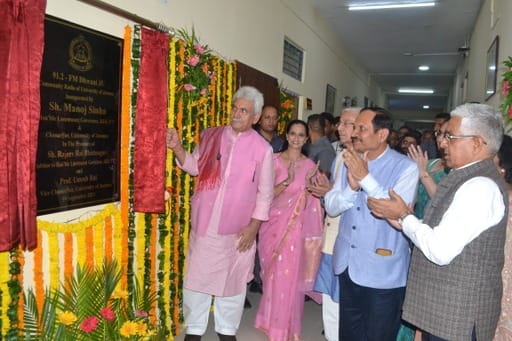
254;119;324;341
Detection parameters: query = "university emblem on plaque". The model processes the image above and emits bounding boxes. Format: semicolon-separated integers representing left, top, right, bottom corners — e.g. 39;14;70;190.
68;35;93;71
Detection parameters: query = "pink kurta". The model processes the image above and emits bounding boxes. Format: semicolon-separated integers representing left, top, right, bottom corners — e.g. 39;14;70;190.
254;155;324;341
494;191;512;340
178;126;274;297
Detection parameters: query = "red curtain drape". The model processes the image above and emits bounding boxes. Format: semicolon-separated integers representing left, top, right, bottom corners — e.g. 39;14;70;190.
133;27;169;213
0;0;46;251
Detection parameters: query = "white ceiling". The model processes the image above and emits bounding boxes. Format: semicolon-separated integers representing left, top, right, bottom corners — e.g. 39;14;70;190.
310;0;484;119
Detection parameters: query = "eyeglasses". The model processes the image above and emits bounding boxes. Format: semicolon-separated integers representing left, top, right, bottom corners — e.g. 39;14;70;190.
436;132;486;144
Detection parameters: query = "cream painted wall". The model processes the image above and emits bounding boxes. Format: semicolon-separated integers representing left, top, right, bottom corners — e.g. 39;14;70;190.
453;0;512;110
45;0;382;118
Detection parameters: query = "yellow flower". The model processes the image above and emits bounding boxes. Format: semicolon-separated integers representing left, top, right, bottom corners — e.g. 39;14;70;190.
119;321;139;337
141;329;157;340
111;289;129;300
137;321;148;336
58;311;77;325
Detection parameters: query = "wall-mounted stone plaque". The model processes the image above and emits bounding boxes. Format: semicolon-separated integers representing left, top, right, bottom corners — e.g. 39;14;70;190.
37;16;122;214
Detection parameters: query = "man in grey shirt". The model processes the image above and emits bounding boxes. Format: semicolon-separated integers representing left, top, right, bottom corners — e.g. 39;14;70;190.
306;113;336;178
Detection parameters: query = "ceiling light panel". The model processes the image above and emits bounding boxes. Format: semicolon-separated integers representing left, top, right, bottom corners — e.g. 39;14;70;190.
398;88;434;94
348;2;435;11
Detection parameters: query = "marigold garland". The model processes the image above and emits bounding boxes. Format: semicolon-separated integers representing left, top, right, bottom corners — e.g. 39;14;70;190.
148;213;157;325
33;229;44;313
104;216;113;263
136;213;145;281
0;251;11;337
48;232;60;289
85;226;94;269
5;249;22;340
76;228;86;267
63;233;73;289
93;220;105;268
15;250;24;331
127;24;141;297
120;26;132;289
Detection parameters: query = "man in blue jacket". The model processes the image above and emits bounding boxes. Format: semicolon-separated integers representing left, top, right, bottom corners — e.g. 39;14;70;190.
324;107;418;341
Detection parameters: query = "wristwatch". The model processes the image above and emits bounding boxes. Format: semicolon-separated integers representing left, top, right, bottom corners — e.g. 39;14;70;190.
397;211;412;227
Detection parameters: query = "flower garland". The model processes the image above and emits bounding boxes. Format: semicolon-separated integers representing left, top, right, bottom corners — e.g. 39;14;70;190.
500;56;512;133
2;249;22;341
128;24;141;297
37;205;120;233
157;30;236;336
120;25;133;289
36;203;122;290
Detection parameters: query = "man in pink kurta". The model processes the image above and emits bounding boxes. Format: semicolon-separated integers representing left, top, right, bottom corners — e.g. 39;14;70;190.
166;86;274;341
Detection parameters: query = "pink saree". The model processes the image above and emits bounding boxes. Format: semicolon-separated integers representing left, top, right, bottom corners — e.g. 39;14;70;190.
254;155;323;341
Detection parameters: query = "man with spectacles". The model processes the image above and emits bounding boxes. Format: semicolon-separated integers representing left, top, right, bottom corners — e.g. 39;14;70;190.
308;107;360;341
368;103;507;341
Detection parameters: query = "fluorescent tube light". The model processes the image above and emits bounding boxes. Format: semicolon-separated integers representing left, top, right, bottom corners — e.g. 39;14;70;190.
349;2;435;11
398;88;434;94
418;65;430;71
423;105;430;109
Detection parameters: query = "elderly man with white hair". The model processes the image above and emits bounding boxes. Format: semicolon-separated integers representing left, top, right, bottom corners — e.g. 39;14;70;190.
167;86;274;341
368;103;508;341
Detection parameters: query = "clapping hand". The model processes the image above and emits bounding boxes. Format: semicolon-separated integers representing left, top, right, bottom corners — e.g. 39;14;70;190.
286;161;296;185
307;171;332;198
344;147;368;190
305;161;320;187
408;144;428;174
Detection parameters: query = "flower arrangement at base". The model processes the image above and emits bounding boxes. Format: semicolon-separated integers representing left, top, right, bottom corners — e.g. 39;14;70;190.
500;56;512;132
22;260;163;340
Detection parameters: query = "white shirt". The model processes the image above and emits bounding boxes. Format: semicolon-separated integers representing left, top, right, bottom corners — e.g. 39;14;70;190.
402;176;505;266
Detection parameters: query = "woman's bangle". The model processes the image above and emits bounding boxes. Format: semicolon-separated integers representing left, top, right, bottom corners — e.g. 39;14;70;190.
421;173;430;179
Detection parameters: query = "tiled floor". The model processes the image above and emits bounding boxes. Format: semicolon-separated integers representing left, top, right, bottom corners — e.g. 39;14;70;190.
173;289;324;340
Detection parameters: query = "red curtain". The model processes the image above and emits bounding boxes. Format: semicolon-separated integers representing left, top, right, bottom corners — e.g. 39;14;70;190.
0;0;46;251
133;27;169;213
